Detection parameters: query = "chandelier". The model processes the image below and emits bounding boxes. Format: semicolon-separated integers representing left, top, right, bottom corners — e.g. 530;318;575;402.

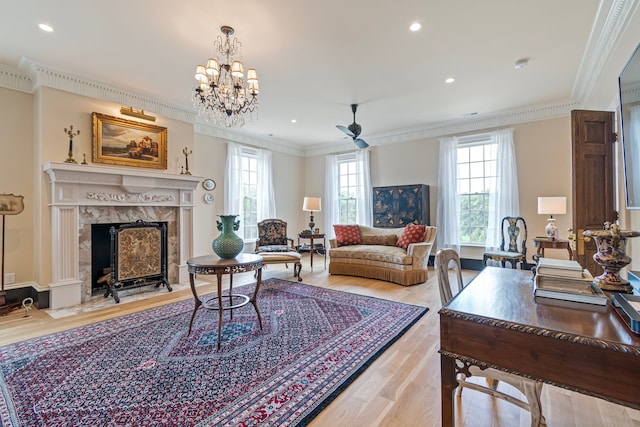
193;26;259;127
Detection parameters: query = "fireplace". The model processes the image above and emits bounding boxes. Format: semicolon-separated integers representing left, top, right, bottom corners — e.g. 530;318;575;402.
91;221;169;301
43;162;201;309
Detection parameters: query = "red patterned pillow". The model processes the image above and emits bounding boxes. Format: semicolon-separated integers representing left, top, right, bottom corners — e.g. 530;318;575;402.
333;224;362;246
396;223;427;249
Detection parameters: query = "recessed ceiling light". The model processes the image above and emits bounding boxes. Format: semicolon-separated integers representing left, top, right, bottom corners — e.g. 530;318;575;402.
409;22;422;32
38;23;54;32
290;119;297;123
445;77;455;84
514;58;529;69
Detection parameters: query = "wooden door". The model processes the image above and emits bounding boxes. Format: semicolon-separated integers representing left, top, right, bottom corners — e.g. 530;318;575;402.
571;110;617;276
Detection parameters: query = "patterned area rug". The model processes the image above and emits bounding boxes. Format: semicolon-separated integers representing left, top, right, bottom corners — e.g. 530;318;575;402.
0;279;428;426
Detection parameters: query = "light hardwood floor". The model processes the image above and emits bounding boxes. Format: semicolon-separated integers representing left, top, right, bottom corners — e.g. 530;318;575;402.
2;257;640;427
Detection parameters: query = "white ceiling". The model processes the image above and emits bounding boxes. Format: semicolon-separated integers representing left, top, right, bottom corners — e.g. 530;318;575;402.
0;0;617;151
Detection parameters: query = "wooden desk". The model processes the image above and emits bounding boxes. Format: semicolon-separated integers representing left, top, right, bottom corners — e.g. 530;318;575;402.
186;253;263;350
439;267;640;426
297;233;326;271
532;237;573;260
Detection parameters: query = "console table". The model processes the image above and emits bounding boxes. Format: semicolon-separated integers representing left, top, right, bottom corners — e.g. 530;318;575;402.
439;267;640;426
186;253;263;350
532;237;573;260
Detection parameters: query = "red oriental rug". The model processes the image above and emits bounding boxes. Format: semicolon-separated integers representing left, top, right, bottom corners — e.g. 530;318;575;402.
0;279;428;426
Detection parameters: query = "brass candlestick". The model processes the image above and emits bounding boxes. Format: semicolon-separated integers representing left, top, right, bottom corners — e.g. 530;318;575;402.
64;125;80;164
182;147;193;175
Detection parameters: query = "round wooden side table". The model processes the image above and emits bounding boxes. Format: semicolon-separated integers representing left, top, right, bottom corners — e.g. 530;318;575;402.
186;253;263;350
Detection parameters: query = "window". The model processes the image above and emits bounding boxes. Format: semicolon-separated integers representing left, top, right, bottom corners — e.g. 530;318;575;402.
325;149;372;233
242;152;258;240
338;154;358;224
225;142;276;241
457;139;497;244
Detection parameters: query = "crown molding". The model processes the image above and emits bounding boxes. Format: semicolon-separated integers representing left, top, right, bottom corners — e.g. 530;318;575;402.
193;122;305;157
17;57;197;123
303;99;582;157
572;0;640;102
0;64;32;93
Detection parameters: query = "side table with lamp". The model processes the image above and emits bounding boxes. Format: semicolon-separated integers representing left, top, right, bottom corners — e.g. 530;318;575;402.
300;196;325;270
537;196;567;240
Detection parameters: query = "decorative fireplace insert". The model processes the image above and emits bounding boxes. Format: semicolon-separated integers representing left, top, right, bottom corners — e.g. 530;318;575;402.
107;220;171;303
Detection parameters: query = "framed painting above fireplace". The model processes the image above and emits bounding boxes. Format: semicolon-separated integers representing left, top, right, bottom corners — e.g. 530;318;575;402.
92;112;167;169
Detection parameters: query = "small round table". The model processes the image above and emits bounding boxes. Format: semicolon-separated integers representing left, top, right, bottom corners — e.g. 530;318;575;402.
187;253;263;350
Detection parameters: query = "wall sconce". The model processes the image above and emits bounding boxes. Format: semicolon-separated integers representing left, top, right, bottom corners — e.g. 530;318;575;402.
120;107;156;122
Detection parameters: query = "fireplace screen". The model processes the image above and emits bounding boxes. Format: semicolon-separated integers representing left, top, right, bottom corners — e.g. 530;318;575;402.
107;220;171;303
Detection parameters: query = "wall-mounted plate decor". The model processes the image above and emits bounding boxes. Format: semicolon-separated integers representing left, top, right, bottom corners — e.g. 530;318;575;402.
203;178;216;191
204;193;214;204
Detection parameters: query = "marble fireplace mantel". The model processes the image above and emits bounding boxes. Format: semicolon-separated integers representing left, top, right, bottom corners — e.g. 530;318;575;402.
43;162;202;309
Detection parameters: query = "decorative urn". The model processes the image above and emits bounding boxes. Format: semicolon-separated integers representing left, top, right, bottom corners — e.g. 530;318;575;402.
583;222;640;293
211;215;244;259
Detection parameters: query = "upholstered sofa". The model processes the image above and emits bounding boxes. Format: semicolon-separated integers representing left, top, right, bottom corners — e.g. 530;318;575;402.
328;224;437;286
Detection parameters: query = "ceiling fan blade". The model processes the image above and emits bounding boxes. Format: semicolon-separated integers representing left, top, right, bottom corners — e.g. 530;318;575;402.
354;138;369;149
336;125;355;138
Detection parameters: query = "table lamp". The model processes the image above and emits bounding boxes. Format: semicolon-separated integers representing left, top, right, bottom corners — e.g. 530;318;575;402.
537;196;566;240
302;197;321;231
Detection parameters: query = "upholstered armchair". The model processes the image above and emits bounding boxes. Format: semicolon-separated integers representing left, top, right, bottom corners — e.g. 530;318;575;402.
255;218;295;252
255;218;302;281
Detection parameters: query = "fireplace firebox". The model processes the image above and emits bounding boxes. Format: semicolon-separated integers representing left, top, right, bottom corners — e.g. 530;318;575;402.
92;220;171;303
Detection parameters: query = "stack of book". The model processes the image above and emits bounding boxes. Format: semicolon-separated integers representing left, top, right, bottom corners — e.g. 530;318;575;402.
534;258;607;306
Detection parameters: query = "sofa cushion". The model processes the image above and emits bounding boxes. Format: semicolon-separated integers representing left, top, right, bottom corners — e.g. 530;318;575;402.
334;224;362;246
329;244;413;265
361;234;398;246
397;223;427;249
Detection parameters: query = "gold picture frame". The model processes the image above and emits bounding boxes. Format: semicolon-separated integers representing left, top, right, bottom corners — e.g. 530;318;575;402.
92;112;167;169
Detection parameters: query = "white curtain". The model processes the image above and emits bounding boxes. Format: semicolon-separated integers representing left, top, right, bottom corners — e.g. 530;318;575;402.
324;155;340;239
627;104;640;206
224;142;276;239
324;149;372;239
485;128;519;249
256;148;277;221
355;148;372;226
436;136;460;253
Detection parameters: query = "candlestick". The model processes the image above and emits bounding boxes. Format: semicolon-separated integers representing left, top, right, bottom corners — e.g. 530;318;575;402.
63;125;80;164
182;147;193;175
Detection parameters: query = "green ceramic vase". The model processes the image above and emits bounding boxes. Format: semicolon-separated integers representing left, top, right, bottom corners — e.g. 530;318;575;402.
212;215;244;259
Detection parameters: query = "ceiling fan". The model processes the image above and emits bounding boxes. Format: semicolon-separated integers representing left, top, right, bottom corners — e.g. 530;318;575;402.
336;104;369;149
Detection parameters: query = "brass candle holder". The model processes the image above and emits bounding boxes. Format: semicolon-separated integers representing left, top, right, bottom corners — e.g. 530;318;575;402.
182;147;192;175
64;125;80;164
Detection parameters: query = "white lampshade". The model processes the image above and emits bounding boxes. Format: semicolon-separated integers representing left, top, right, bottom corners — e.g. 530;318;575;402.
537;197;567;215
194;65;207;82
231;60;244;77
302;197;321;212
206;58;220;77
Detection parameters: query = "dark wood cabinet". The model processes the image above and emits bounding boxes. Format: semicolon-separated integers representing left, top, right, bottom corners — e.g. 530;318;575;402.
372;184;430;228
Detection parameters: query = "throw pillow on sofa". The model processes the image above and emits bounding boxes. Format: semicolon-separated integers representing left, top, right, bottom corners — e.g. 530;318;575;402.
334;224;362;246
396;223;427;249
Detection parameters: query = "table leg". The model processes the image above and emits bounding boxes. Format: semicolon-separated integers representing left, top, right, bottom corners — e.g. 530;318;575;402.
567;243;574;260
229;273;234;320
441;354;456;427
217;271;224;351
187;272;202;335
309;237;314;271
250;267;263;330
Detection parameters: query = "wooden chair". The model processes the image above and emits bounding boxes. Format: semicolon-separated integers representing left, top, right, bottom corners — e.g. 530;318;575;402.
255;218;302;281
482;216;529;269
436;248;545;427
